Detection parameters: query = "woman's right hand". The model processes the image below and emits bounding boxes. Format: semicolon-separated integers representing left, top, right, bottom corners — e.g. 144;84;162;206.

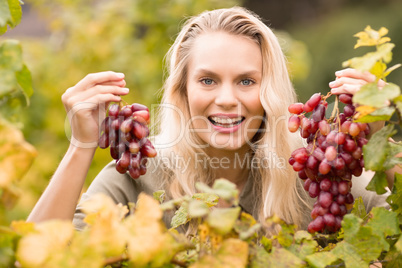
61;71;129;148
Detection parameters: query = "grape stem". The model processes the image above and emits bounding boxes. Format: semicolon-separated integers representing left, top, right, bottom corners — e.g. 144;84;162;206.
329;95;339;122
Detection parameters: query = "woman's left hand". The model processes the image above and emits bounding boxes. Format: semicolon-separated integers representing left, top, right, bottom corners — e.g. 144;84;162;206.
329;68;386;95
329;68;386;136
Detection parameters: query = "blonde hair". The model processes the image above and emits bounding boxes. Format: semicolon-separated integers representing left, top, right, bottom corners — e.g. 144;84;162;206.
153;6;311;230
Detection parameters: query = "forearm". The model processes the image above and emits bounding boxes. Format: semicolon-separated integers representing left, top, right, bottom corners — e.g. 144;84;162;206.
27;144;96;223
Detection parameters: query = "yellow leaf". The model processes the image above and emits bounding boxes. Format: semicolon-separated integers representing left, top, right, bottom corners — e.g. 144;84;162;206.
10;220;36;236
0;120;37;189
81;193;129;257
16;220;74;267
125;193;181;267
189;238;249;268
355;105;377;118
354;26;390;48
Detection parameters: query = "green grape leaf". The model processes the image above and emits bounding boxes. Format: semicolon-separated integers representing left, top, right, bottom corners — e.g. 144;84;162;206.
386;173;402;214
353;82;400;108
234;212;260;240
354;106;395;123
192;192;219;207
188;199;209;218
366;207;400;251
0;39;23;71
0;0;22;33
250;246;305;268
340;214;384;263
260;236;272;252
332;241;369;268
395;235;402;253
16;64;33;105
196;178;239;205
350;196;367;219
288;231;318;260
270;247;306;268
153;190;165;203
366;171;388;195
206;207;241;235
0;69;17;97
305;252;338;268
170;203;189;229
363;124;396;171
7;0;22;28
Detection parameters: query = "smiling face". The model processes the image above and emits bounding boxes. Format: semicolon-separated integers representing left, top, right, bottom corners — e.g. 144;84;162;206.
186;32;265;153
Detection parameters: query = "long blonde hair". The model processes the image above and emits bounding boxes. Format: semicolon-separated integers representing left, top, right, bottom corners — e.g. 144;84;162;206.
153;6;311;229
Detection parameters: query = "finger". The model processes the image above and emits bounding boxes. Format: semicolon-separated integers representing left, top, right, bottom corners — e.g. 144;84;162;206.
334;68;376;83
86;93;123;106
96;79;126;87
329;77;367;89
75;71;125;90
64;86;126;110
79;85;129;101
330;84;361;95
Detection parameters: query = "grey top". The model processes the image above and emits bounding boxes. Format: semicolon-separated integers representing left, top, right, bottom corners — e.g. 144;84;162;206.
73;159;390;231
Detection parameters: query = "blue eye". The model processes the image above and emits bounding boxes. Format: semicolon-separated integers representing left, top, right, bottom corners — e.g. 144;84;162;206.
241;79;254;86
202;79;214;85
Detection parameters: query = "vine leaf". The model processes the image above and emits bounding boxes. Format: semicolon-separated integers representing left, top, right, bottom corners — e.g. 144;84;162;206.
354;106;395;123
366;207;400;251
288;231;318;260
332;214;384;266
305;252;338;268
343;43;395;71
16;220;74;267
350;196;367;219
353;82;400;108
125;193;184;267
206;207;241;235
386;173;402;215
353;26;390;49
196;178;239;205
190;238;248;268
366;171;389;195
363;124;396;171
0;0;22;35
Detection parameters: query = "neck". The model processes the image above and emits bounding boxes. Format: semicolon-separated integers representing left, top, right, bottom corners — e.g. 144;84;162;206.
204;146;252;189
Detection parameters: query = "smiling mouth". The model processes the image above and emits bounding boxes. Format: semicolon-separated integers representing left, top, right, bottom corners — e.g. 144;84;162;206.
208;116;245;128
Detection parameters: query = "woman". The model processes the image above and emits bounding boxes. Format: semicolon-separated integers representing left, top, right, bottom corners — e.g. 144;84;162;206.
27;7;389;231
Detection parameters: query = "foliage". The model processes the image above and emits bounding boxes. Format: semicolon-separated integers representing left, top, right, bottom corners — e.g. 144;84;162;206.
2;2;402;267
0;0;36;220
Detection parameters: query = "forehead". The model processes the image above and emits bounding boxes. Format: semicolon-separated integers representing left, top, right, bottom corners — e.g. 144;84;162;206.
188;32;262;74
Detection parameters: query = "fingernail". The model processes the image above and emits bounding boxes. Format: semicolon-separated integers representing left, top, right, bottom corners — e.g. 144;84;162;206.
116;72;125;78
335;71;342;76
329;81;336;87
331;88;338;94
122;87;129;93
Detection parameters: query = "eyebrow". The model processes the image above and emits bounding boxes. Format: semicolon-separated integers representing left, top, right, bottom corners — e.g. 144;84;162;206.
192;68;261;78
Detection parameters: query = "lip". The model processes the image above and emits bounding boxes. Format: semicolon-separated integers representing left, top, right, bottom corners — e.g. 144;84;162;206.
208;113;244;134
209;113;243;118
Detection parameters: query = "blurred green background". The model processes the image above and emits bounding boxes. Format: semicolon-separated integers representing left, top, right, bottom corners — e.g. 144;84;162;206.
2;0;402;222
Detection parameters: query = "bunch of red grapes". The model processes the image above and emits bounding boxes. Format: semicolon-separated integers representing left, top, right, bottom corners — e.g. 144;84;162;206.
98;103;157;179
288;93;369;233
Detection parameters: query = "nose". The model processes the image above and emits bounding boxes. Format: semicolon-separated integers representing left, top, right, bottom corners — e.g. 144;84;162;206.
214;83;238;109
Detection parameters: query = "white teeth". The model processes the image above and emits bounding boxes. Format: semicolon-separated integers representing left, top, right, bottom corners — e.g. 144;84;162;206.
210;116;243;125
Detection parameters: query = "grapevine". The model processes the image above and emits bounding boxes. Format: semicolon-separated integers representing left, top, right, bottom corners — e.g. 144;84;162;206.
288;92;369;233
99;102;157;179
